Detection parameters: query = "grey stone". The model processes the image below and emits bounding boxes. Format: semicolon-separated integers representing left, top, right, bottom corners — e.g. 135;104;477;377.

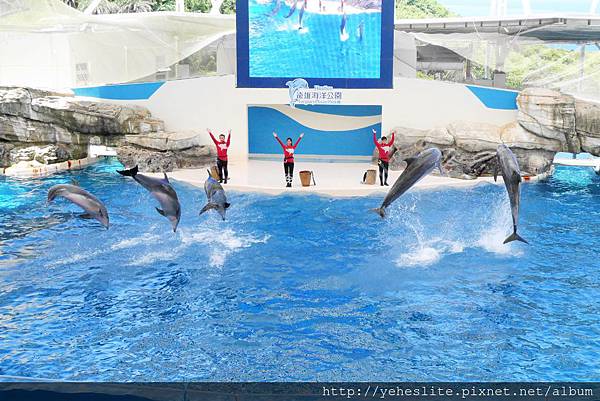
117;145;215;173
8;144;84;165
124;131;208;152
0;86;200;172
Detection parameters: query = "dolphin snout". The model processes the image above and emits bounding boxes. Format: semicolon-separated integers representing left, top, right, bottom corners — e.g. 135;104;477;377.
170;216;180;233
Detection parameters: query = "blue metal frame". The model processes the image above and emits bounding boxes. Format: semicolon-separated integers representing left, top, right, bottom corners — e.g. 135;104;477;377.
236;0;394;89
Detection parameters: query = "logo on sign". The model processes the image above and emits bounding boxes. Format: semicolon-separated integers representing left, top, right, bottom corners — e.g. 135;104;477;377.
286;78;343;107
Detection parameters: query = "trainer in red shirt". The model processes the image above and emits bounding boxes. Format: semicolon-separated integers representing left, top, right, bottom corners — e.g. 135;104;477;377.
207;129;231;184
273;132;304;187
373;129;395;186
373;129;395;162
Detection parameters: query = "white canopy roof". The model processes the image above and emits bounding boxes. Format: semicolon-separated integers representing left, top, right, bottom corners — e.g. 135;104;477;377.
0;0;235;89
395;14;600;43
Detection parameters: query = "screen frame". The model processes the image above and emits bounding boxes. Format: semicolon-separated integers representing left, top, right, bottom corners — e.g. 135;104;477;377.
236;0;394;89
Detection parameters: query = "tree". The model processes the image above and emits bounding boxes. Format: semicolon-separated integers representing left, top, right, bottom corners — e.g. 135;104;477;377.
152;0;175;11
396;0;454;18
118;0;153;13
186;0;212;12
220;0;235;14
62;0;79;7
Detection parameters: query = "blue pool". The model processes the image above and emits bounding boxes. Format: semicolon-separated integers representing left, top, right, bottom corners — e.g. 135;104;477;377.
248;0;382;78
1;159;599;381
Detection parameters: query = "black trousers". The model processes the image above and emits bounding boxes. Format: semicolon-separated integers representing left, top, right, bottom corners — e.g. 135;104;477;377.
378;159;389;185
217;158;228;182
284;162;294;184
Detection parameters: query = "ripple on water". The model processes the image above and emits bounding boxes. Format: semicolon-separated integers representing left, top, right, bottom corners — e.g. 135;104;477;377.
0;160;599;381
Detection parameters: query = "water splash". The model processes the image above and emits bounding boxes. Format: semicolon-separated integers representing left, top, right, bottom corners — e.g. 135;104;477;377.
475;195;523;257
126;227;270;268
180;228;270;268
390;188;524;268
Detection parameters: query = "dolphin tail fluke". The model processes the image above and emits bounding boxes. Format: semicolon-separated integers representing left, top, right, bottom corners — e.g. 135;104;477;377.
503;230;529;245
117;165;138;177
371;207;386;219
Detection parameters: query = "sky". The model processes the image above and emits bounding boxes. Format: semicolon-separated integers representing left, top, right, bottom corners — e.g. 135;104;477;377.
437;0;596;16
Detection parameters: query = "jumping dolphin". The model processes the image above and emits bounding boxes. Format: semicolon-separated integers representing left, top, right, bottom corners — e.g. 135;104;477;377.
340;13;347;36
269;0;282;16
298;0;306;28
357;21;364;41
494;144;528;244
117;165;181;232
200;170;230;220
284;0;298;18
47;182;109;229
372;148;443;218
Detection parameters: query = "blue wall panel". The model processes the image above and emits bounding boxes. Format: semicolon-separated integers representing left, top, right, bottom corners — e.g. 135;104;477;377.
466;85;518;110
248;105;382;158
72;82;164;100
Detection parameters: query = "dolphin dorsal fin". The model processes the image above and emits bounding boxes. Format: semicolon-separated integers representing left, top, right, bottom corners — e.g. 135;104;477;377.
162;173;170;183
70;178;80;186
404;157;417;167
513;171;523;183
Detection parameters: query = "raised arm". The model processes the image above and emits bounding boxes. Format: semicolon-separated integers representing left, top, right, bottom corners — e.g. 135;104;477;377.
389;132;395;146
373;129;382;150
294;133;304;147
274;133;285;149
207;129;218;145
226;130;231;146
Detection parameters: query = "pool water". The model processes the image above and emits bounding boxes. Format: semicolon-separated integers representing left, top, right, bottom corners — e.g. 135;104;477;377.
248;0;382;78
1;159;600;381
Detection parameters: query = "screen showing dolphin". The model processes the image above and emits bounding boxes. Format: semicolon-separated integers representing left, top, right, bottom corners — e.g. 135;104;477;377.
236;0;393;88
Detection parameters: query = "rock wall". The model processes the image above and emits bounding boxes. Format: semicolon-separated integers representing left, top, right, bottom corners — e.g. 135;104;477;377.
387;87;600;179
0;87;213;172
3;85;598;178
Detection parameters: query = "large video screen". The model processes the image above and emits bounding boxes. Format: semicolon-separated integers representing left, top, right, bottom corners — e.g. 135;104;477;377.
236;0;394;88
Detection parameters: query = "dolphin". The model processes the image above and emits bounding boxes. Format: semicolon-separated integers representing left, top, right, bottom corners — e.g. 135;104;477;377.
117;165;181;232
200;170;231;220
47;182;109;229
340;13;347;36
298;0;306;28
372;148;443;218
284;0;298;18
269;0;282;16
494;144;528;244
357;21;364;41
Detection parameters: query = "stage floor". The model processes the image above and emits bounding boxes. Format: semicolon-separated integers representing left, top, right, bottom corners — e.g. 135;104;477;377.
153;159;497;196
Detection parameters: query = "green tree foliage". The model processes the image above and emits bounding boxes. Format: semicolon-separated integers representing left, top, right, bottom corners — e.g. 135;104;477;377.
505;45;600;90
152;0;175;11
220;0;235;14
396;0;454;19
66;0;453;18
186;0;212;12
